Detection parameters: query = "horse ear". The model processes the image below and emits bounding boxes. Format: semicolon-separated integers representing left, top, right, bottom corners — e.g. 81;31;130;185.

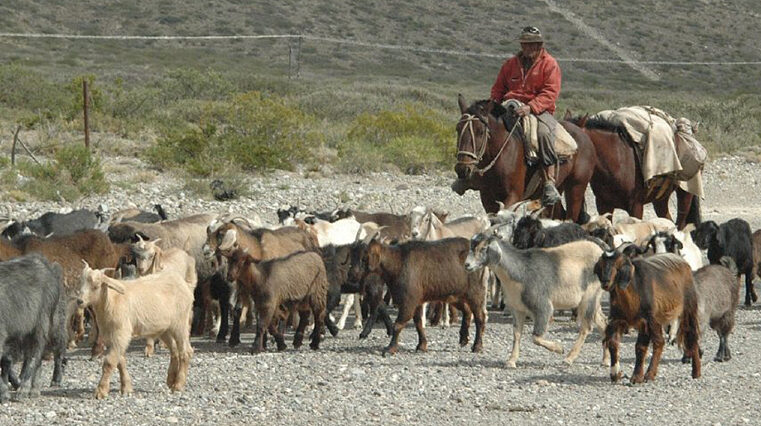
457;94;468;114
563;109;572;120
484;100;495;115
579;114;589;128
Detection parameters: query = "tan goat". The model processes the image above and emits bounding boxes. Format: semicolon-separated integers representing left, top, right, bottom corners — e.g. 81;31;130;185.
78;263;194;399
132;237;197;356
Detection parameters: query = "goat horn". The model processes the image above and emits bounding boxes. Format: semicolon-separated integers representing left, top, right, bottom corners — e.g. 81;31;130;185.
530;206;546;218
496;201;505;211
218;229;237;251
230;217;254;230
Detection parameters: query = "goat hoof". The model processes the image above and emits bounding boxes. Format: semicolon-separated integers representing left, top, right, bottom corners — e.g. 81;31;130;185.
215;336;227;344
358;332;368;340
228;339;240;348
644;374;656;383
629;375;644;384
610;371;622;382
309;342;320;351
94;389;108;399
276;343;287;352
745;299;752;307
505;360;517;369
753;293;759;303
416;342;428;353
382;346;397;357
682;355;691;364
471;343;483;353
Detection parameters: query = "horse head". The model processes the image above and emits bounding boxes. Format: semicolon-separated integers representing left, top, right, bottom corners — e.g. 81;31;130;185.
454;95;512;180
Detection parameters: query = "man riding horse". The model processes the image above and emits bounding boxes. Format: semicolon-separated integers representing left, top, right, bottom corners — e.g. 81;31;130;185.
490;26;562;207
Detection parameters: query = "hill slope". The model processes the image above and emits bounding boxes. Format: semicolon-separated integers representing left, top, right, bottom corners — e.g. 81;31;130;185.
1;0;759;92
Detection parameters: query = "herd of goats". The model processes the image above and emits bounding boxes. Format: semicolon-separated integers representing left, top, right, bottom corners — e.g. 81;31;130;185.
0;199;757;401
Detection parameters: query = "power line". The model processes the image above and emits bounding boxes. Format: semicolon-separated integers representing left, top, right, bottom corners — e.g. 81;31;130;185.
1;32;760;66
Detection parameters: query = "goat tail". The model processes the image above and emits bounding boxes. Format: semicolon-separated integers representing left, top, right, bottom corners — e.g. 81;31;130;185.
677;287;700;355
720;256;738;276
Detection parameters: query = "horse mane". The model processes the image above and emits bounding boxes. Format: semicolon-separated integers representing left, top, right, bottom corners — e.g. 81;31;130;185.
568;113;634;145
466;100;507;119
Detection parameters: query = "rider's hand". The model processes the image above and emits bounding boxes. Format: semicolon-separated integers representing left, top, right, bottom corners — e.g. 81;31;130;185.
516;105;532;117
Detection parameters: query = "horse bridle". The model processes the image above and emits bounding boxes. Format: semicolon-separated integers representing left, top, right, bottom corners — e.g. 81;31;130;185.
456;113;490;166
456;112;521;176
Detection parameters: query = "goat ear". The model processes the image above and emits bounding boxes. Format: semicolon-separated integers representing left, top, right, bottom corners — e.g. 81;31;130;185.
152;238;162;245
368;243;381;270
615;260;633;289
673;238;684;252
104;277;126;295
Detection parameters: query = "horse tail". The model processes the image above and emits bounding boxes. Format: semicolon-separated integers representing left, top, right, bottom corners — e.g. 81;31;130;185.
685;194;701;226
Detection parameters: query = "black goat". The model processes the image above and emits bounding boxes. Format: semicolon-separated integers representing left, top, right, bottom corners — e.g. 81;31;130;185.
512;215;589;249
2;209;100;240
692;219;756;306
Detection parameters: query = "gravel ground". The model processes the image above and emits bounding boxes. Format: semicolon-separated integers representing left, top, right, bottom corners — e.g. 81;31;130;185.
1;155;761;425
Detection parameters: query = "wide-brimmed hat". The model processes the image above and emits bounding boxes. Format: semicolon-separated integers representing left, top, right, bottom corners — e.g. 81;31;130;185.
517;26;544;43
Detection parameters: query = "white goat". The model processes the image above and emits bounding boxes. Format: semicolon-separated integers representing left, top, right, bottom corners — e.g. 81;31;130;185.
77;263;194;399
294;217;373;331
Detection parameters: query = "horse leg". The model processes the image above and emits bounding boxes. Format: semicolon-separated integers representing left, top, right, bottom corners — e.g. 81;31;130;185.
479;187;501;214
564;181;587;223
653;195;673;222
674;188;693;230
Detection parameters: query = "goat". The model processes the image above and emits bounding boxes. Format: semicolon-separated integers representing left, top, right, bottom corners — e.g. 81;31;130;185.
11;230;131;349
205;219;320;346
109;204;168;224
465;236;607;367
226;249;327;354
647;226;703;271
685;257;739;363
692;218;756;306
333;208;418;242
277;206;334;226
595;249;701;383
110;213;228;342
409;207;489;327
0;254;66;403
78;263;193;399
2;209;101;240
511;215;589;250
132;237;197;357
351;237;486;356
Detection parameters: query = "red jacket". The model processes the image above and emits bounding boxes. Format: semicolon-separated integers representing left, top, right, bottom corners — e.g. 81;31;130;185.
490;49;561;115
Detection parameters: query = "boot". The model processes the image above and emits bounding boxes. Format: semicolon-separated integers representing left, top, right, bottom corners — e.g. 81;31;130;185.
541;164;562;207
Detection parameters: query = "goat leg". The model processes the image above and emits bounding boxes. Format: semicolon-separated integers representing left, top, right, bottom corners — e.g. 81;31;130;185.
630;331;650;384
644;325;665;382
228;305;243;347
605;323;623;382
293;309;311;349
413;305;428;353
458;302;472;347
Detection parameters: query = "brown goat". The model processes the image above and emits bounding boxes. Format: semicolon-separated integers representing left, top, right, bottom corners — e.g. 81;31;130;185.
205;220;320;346
595;248;701;384
12;230;131;348
226;249;327;354
353;237;486;356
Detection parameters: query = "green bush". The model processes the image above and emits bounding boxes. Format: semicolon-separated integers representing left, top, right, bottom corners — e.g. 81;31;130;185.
147;91;321;175
2;146;109;201
0;64;68;116
340;103;454;173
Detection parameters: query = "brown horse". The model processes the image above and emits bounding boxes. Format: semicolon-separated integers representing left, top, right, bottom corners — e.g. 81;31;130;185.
564;112;700;230
452;95;596;223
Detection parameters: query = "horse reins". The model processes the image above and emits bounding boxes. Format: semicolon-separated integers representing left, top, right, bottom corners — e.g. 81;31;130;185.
456;113;521;176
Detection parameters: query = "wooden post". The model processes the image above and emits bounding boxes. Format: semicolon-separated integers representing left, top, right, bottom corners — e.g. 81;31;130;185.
11;125;20;166
83;79;90;149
